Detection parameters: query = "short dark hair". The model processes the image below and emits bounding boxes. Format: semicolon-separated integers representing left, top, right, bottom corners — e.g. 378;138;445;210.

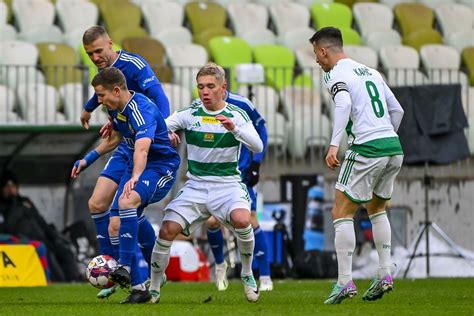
91;67;127;90
0;170;18;188
83;25;109;45
309;27;343;48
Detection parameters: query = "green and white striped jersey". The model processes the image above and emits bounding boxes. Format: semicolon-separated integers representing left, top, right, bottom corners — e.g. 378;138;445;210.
166;100;261;182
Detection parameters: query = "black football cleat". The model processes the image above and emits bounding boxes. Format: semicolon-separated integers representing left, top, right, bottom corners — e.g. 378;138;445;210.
109;266;131;289
120;289;152;304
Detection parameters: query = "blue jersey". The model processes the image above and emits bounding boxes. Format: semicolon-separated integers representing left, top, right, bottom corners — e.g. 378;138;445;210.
108;92;180;169
225;92;268;176
85;50;170;118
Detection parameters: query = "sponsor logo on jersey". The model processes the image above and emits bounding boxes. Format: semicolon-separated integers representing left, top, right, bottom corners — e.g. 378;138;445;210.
142;180;150;187
142;76;156;86
117;112;126;122
136;129;147;136
202;116;219;124
204;133;214;142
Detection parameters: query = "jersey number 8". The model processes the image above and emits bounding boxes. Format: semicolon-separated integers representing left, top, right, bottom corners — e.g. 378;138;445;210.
365;81;384;118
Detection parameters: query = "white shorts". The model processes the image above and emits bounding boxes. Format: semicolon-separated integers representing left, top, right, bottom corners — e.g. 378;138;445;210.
163;180;251;235
335;150;403;203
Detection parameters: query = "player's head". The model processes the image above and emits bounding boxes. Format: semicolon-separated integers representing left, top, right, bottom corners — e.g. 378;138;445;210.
309;27;344;72
196;62;227;109
91;67;129;111
83;26;115;70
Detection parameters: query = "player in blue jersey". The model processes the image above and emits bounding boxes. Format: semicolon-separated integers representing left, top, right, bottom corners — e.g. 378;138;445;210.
79;26;170;299
203;91;274;291
72;67;180;303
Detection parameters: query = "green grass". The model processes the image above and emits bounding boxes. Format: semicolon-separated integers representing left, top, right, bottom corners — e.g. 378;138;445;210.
0;279;472;315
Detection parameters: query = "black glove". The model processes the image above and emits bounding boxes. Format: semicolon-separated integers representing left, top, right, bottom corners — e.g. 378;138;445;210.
245;162;260;187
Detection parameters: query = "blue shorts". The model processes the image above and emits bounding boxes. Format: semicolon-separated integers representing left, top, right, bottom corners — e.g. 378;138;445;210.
248;185;257;212
99;149;129;184
111;162;178;217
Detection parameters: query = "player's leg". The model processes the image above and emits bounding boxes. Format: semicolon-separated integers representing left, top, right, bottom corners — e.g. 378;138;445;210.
206;216;228;291
137;212;156;273
362;155;403;301
248;188;272;291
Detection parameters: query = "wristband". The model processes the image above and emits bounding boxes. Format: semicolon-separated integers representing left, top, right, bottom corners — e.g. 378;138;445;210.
83;150;100;166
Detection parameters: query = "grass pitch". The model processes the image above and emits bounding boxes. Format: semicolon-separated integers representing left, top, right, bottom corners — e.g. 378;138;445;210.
0;278;472;315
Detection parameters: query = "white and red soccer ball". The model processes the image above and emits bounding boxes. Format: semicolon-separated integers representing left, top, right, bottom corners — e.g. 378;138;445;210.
86;255;117;289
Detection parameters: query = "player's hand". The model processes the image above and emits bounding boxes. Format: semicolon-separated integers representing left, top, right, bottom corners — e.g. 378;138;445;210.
325;145;340;170
168;131;181;147
71;159;87;178
246;161;260;187
99;121;113;139
80;110;91;130
216;115;235;131
122;176;139;199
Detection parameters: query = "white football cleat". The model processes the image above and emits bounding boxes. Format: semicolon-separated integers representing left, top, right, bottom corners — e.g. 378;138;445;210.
259;276;273;291
242;274;259;302
215;261;229;291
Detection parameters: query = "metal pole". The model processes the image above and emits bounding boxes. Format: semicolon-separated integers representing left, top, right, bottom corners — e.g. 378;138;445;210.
424;162;430;276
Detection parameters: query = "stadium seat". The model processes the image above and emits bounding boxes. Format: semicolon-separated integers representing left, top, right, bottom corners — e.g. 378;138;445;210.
0;24;17;41
353;3;394;40
37;43;83;89
121;37;172;83
56;0;99;34
63;27;88;52
153;27;193;50
280;87;331;158
463;47;474;86
296;0;334;8
417;0;456;10
344;45;378;69
446;31;474;53
335;0;378;7
378;0;411;8
0;1;8;24
340;27;362;46
228;2;268;37
16;82;65;124
311;2;352;30
12;0;55;33
254;0;288;6
109;26;148;47
420;44;468;87
365;30;402;53
394;3;434;37
253;45;295;91
403;29;443;51
238;84;288;150
279;27;316;52
141;1;184;36
161;83;192;113
19;25;63;45
185;2;227;36
269;2;311;36
241;29;277;48
193;27;233;53
166;44;208;92
79;42;122;83
58;82;98;124
212;0;251;8
0;84;21;123
101;1;142;32
379;45;429;86
435;4;473;37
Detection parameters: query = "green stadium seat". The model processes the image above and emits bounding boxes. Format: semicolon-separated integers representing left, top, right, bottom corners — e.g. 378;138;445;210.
402;29;443;51
101;1;142;33
37;43;83;89
121;37;172;83
209;36;252;91
109;26;148;47
311;2;352;30
394;3;434;37
185;2;227;36
335;0;378;8
340;27;362;45
253;45;295;91
462;47;474;86
79;42;122;83
193;27;233;53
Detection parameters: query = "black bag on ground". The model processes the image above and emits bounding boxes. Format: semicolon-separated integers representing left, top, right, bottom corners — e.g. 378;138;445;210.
294;250;337;279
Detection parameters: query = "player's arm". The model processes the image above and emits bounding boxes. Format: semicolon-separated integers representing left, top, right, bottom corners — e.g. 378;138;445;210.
326;82;352;170
216;115;263;153
383;83;404;132
136;62;171;118
71;129;122;178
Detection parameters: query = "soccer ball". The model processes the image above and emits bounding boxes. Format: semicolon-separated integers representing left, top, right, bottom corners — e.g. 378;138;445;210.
86;255;117;289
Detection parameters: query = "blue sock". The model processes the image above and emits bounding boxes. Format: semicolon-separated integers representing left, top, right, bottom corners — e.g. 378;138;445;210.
118;208;138;267
207;227;224;264
130;249;146;286
91;210;114;256
254;226;271;277
110;235;119;261
138;215;156;277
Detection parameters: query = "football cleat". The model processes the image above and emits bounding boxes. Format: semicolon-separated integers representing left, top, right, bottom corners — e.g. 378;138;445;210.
215;261;229;291
149;290;161;304
120;289;151;304
259;276;273;291
242;274;259;302
109;265;131;289
324;280;358;304
362;275;394;301
97;284;119;299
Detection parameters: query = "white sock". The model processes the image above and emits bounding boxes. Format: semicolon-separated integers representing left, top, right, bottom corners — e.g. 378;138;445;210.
334;218;355;285
234;225;255;276
369;211;392;278
132;283;146;291
150;238;172;292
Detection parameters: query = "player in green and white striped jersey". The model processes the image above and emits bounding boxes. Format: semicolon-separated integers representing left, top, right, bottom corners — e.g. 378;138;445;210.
149;63;263;303
310;27;405;304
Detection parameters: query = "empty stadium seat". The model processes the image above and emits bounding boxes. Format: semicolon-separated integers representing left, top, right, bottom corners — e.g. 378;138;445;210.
141;1;184;36
185;2;227;36
340;27;362;45
417;0;456;10
19;25;63;45
296;0;334;8
344;45;378;69
379;45;429;86
353;3;394;39
435;3;473;37
446;31;474;53
12;0;55;33
462;47;474;86
365;30;402;53
58;82;96;123
253;45;295;91
311;2;352;30
167;44;208;92
0;1;8;24
228;2;268;37
279;27;315;52
56;0;99;34
420;44;468;87
379;0;412;9
403;29;443;51
109;26;148;47
241;29;277;48
16;82;65;124
101;1;142;33
394;3;434;37
194;27;233;53
0;84;21;123
0;24;17;41
270;2;311;36
153;27;193;49
37;43;82;88
161;83;192;113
